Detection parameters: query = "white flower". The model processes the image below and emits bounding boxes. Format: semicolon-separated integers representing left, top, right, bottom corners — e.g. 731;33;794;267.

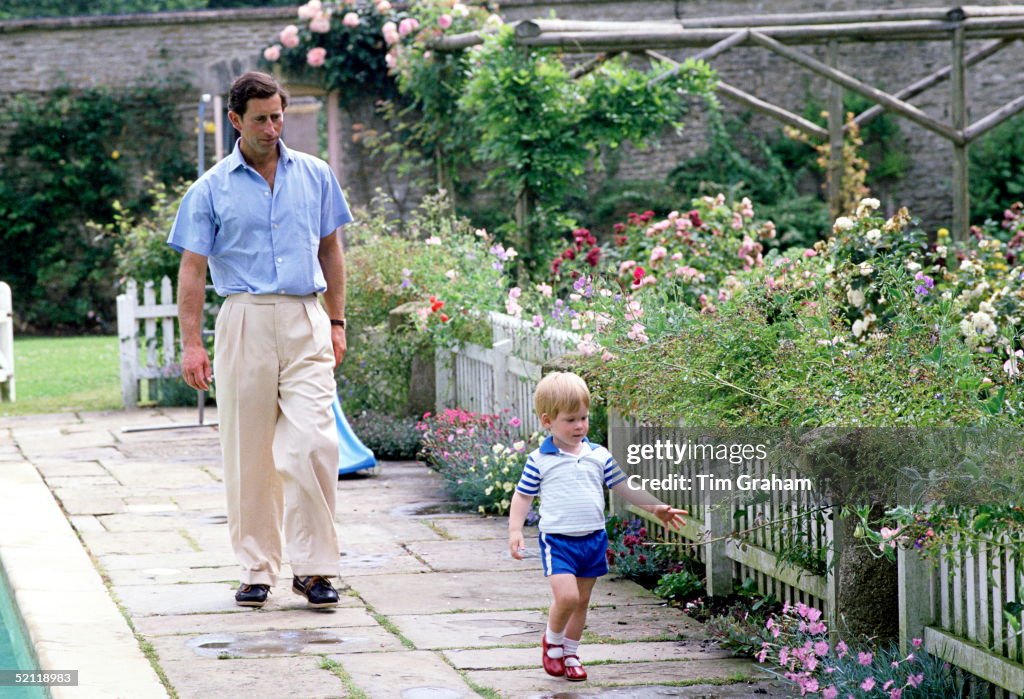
865;229;881;243
445;269;457;281
852;319;868;337
856;198;881;217
905;261;921;272
847;288;866;307
936;245;948;256
298;0;322;21
833;216;855;232
452;2;469;17
425;236;441;245
1004;348;1023;379
979;301;996;316
858;262;874;276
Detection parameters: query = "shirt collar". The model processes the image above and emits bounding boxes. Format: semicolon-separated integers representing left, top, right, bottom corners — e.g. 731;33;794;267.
539;435;591;455
227;138;294;171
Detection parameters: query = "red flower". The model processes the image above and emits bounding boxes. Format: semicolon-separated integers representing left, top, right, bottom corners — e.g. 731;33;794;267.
429;295;445;313
633;266;646;282
585;247;601;267
614;235;628;247
614;222;626;234
563;248;576;260
688;209;704;228
641;210;655;222
551;258;562;275
439;313;450;323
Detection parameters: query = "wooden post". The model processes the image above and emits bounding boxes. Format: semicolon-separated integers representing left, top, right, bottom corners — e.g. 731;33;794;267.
899;546;935;654
951;25;970;241
704;457;734;598
824;507;844;634
0;281;14;402
434;346;454;411
117;280;139;409
491;339;512;413
827;42;845;220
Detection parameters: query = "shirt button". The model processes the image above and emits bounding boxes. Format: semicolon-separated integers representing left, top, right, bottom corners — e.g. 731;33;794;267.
276;257;283;263
264;191;270;197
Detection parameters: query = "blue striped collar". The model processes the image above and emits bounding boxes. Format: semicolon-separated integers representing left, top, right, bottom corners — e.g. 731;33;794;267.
539;435;592;455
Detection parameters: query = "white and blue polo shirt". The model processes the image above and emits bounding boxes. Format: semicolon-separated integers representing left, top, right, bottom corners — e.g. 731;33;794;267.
515;436;628;535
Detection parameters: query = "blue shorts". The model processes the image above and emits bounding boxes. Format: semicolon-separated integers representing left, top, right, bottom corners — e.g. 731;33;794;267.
538;529;609;578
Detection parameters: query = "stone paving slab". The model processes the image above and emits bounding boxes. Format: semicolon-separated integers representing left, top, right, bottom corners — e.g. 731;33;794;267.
337;541;432;577
80;529;199;556
351;571;660;616
443;639;733;670
134;607;380;637
406;538;544;573
335;519;445;544
148;624;404;661
329;650;476;699
465;659;766;697
105;564;242;586
158;654;346;699
423;515;511;541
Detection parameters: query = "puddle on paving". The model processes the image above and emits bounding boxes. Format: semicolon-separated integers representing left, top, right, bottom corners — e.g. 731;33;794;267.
400;688;467;699
186;629;368;657
390;502;476;517
199;514;228;525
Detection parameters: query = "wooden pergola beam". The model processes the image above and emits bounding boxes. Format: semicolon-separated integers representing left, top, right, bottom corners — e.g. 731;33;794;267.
853;38;1011;128
647;30;750;86
965;93;1024;142
748;30;965;144
567;52;619;79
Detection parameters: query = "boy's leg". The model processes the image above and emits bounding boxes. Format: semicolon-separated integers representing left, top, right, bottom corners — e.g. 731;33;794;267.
563;577;598;681
543;573;579;676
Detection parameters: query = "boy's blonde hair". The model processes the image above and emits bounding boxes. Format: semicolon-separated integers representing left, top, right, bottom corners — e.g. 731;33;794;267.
534;372;590;420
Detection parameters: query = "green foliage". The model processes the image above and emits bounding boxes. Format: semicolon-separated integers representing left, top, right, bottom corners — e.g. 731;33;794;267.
458;27;717;265
349;410;422;459
969;114;1024;224
0;81;192;331
604;516;675;588
653;569;704;602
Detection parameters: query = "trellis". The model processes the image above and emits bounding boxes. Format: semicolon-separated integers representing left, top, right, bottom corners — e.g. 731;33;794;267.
437;6;1024;239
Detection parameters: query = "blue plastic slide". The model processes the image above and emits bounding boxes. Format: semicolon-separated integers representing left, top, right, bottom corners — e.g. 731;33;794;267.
332;395;377;475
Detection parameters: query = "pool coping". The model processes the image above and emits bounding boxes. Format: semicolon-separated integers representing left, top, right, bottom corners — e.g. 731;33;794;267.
0;459;168;699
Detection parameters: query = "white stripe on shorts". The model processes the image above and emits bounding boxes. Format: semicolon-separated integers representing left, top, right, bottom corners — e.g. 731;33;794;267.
540;532;552;576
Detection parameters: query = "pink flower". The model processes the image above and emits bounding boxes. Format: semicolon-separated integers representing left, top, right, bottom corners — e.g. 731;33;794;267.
879;526;901;551
860;677;876;691
298;0;322;21
385;52;397;69
911;638;923;649
822;686;838;699
342;12;360;28
263;44;282;62
398;17;420;36
375;0;392;11
438;13;453;29
836;641;849;659
279;24;300;48
306;47;327;67
858;651;873;666
813;641;830;656
889;690;902;699
907;673;923;688
310;13;332;33
382;21;399;44
509;417;521;428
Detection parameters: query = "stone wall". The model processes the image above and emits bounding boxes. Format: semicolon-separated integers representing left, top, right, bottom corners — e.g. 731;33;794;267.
2;2;1022;227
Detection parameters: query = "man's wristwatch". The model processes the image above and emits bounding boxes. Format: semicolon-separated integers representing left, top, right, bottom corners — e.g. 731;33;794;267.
330;319;347;329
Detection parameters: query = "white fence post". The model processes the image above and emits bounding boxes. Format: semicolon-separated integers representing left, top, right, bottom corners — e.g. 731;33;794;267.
0;282;15;402
117;280;140;409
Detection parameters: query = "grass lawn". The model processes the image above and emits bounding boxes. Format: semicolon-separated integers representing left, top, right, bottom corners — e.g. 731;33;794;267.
0;336;121;417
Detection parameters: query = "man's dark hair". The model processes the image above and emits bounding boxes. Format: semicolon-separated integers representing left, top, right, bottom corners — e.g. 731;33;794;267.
228;71;289;117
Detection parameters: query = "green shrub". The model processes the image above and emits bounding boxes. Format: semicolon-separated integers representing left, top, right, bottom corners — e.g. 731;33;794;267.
349;411;421;460
604;516;675;588
0;81;192;331
653;569;704;602
969;114;1024;224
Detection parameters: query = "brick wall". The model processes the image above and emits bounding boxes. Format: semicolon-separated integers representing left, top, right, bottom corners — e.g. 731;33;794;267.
2;3;1022;227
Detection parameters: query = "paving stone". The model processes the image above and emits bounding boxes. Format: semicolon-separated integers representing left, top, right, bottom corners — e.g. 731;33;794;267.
134;606;380;637
351;570;659;616
423;516;511;540
97;512;193;532
157;654;346;699
105;564;242;586
53;494;126;515
149;624;404;661
338;541;431;576
329;650;475;699
33;460;109;477
81;529;198;556
105;461;218;487
69;515;106;533
406;538;544;573
98;550;231;571
466;659;766;696
443;639;733;670
335;520;444;544
114;582;247;617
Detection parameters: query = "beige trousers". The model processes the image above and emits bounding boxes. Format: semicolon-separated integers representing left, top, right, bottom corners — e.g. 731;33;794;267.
214;293;340;586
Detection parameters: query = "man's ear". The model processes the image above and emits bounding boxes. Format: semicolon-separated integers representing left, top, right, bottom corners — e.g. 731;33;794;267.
227;110;242;130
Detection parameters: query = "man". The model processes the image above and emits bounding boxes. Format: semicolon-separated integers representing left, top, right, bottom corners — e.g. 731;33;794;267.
168;71;350;609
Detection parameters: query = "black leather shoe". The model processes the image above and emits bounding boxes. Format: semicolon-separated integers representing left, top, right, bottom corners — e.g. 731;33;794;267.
292;576;339;608
235;583;270;608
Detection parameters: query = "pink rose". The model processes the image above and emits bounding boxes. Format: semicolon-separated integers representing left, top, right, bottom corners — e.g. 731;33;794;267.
309;13;332;33
382;21;399;45
263;44;282;62
279;24;300;48
385;52;397;69
398;17;420;36
342;12;360;28
297;0;321;21
306;47;327;67
438;14;453;29
375;0;392;11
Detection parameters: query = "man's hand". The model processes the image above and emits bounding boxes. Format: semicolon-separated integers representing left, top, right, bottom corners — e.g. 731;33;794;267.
331;324;347;368
181;345;212;391
509;530;526;560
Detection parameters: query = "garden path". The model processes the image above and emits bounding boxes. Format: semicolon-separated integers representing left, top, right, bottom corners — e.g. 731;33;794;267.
0;407;790;698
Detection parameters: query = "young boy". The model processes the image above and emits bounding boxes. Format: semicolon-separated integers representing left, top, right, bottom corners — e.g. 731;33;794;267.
508;371;687;682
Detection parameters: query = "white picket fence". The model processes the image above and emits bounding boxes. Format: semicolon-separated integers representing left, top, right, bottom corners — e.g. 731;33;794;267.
435;311;580;435
0;281;14;402
116;278;179;408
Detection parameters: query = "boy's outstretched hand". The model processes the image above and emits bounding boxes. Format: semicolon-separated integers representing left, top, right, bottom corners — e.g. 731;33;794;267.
649;505;688;530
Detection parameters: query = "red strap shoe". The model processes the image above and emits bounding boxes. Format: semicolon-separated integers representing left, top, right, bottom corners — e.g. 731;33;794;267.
564;655;587;682
541;633;565;677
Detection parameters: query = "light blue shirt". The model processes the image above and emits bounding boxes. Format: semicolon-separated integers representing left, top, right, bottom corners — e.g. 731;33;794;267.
516;436;628;534
167;139;352;296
